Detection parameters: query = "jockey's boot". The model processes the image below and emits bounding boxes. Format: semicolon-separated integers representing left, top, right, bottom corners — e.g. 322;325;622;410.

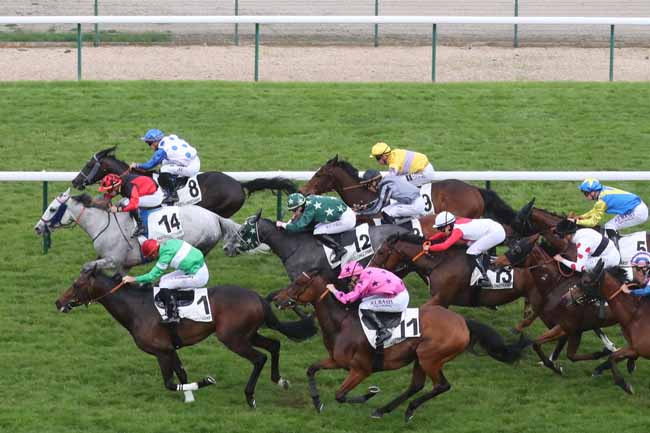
473;253;491;286
605;229;620;250
316;234;346;262
381;211;396;225
159;173;179;204
130;211;145;238
362;309;392;347
161;291;181;324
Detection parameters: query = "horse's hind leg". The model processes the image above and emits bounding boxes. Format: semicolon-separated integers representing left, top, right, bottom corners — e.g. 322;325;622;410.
220;336;267;408
404;367;451;423
372;361;426;419
251;333;289;389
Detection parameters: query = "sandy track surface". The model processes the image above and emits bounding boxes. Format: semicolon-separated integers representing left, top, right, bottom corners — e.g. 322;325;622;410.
1;45;649;82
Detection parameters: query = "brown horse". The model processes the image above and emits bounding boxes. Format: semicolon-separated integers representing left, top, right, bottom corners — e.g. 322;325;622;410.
273;272;529;422
368;233;534;308
577;261;648;393
55;268;316;406
299;156;519;227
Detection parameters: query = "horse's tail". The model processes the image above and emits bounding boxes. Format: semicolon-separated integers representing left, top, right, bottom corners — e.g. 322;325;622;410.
465;318;532;364
259;295;317;341
241;177;297;197
478;188;517;226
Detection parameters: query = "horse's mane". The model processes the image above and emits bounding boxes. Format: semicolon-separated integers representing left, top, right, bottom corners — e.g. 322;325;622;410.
73;193;109;210
387;232;425;245
98;146;118;159
607;266;629;284
535;207;565;220
333;159;361;181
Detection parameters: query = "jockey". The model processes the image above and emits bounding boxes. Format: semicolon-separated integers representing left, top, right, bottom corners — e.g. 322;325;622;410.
621;251;650;297
122;238;209;324
98;173;163;237
355;169;426;224
129;128;201;204
276;192;356;262
326;261;409;347
369;142;435;187
552;219;621;272
424;211;506;286
572;178;648;245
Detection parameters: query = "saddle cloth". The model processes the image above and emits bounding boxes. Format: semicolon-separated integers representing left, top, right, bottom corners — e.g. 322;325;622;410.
152;173;202;206
470;264;515;289
619;231;647;280
146;206;185;241
323;224;374;267
358;308;421;349
153;287;212;322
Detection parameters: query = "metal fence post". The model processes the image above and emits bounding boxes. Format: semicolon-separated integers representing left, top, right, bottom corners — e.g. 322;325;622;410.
254;23;260;81
609;24;615;82
234;0;239;46
42;181;51;254
513;0;519;48
77;23;82;80
94;0;100;47
431;24;437;82
373;0;379;47
276;192;283;220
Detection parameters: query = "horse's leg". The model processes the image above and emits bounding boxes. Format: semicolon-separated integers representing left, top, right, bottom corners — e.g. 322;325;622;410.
532;325;565;375
549;335;568;362
513;300;537;333
220;334;267;408
82;257;116;272
250;333;289;389
404;368;451;423
607;347;638;394
333;368;375;405
307;358;339;413
371;361;426;419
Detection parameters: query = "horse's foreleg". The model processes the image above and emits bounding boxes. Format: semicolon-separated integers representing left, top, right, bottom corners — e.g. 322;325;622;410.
307;358;338;413
333;368;373;404
157;351;215;403
372;361;426;419
513;300;537;333
608;347;638;394
566;332;611;363
251;333;289;389
549;335;568;362
532;325;566;375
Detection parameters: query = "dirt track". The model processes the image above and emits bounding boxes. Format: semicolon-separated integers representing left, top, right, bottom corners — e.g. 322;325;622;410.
1;45;649;82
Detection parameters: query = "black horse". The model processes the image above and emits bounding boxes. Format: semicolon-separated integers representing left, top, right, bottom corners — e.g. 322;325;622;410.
223;210;409;281
72;147;297;218
55;268;317;407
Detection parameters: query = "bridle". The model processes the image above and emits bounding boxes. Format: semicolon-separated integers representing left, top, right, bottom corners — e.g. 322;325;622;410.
40;194;81;230
77;153;131;187
284;272;330;306
68;276;126;307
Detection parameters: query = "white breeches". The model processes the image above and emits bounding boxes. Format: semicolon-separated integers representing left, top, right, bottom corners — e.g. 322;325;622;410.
466;225;507;256
161;157;201;177
137;188;164;208
159;264;209;289
314;208;357;235
360;290;410;313
604;202;648;231
585;246;621;272
383;196;427;219
398;164;435;187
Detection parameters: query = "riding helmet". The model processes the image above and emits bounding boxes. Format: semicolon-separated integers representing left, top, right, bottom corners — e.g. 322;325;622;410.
369;142;391;158
433;211;456;229
579;178;603;193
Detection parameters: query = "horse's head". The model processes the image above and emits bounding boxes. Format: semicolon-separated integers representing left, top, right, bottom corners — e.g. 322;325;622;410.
34;188;76;235
502;234;539;267
274;271;328;308
299;155;340;195
223;209;262;256
513;198;536;235
55;266;106;312
370;233;421;273
72;147;120;190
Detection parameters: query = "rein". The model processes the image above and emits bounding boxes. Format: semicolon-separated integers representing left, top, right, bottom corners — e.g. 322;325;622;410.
89;280;127;304
609;283;639;301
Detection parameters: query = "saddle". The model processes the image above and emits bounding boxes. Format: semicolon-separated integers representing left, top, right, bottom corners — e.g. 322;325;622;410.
361;311;403;331
154;288;195;308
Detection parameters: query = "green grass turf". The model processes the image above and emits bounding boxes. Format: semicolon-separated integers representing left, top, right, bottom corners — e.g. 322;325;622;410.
0;29;172;43
2;81;650;433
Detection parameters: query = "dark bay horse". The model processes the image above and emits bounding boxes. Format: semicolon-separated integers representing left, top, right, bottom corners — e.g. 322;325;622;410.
368;233;534;308
55;269;317;407
578;261;649;394
274;273;530;422
72;147;297;217
222;210;409;281
299;155;519;227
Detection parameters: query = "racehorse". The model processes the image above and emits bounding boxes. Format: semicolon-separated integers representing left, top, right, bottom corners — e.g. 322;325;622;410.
55;268;317;406
368;232;533;308
576;260;649;393
299;155;519;227
222;210;409;281
273;272;530;422
34;189;240;273
72;147;297;217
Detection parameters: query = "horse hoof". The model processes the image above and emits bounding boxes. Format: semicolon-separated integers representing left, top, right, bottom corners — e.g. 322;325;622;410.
368;385;380;394
206;376;216;385
404;410;414;423
277;377;290;390
627;360;636;374
371;410;384;419
624;383;634;395
247;398;257;409
592;369;603;378
316;402;324;413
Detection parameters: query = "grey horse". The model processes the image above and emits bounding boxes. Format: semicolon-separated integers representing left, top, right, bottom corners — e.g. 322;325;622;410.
223;210;408;281
35;188;241;273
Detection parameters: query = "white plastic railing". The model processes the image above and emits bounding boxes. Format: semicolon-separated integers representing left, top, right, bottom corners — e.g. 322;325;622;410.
3;171;650;182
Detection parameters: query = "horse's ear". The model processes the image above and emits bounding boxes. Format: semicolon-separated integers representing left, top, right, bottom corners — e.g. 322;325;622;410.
333;154;338;162
255;208;262;221
62;187;71;197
